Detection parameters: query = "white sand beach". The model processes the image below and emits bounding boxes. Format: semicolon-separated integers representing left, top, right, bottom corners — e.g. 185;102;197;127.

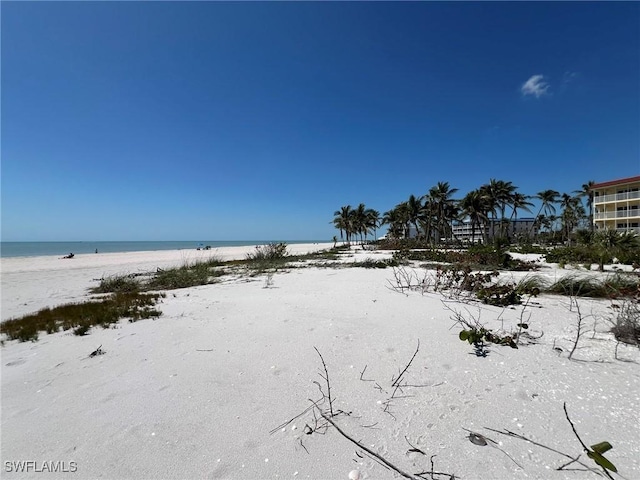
1;244;639;479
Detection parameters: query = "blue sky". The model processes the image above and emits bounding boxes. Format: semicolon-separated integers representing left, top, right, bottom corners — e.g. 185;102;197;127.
2;2;639;241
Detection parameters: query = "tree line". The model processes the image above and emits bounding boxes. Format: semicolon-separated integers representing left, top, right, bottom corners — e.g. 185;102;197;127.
332;179;595;246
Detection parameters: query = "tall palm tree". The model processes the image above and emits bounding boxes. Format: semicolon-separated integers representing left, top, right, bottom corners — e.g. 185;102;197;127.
406;194;424;240
333;205;353;245
382;203;410;239
574;180;595;231
559;193;585;245
366;209;380;241
509;192;534;240
427;181;459;244
530;189;560;240
353;203;368;244
493;179;517;238
479;182;499;239
459;189;489;244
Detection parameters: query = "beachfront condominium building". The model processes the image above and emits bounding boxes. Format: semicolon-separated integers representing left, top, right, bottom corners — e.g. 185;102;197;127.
451;218;537;243
591;175;640;234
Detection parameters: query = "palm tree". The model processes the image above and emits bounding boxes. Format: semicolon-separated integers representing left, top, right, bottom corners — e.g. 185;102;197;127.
333;205;353;245
353;203;368;244
509;192;534;241
366;209;380;241
427;181;459;244
479;182;499;239
491;179;517;238
406;194;424;240
382;203;410;239
574;180;595;231
459;189;489;244
530;189;560;240
559;193;586;245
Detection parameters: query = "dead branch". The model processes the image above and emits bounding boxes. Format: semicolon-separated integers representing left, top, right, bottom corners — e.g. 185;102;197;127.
360;364;374;382
269;399;323;435
392;340;420;387
563;402;615;480
319;411;420;480
405;436;426;456
568;296;587;360
484;426;603;475
314;347;334;417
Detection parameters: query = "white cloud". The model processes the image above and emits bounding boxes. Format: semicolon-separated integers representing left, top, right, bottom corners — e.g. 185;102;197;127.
521;74;550;98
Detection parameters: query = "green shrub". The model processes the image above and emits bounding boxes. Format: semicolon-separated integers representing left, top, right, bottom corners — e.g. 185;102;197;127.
73;324;91;336
459;327;518;351
476;283;522;306
246;242;289;261
244;242;290;273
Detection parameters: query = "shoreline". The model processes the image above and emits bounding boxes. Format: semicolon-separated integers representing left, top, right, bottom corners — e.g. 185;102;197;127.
0;240;332;259
1;242;334;321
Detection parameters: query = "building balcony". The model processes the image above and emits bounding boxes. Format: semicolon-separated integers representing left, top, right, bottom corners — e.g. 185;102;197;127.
594;210;640;220
593;190;640;204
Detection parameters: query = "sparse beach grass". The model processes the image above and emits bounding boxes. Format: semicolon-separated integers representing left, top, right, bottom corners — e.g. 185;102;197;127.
148;258;226;290
91;274;143;294
0;292;165;342
548;273;639;298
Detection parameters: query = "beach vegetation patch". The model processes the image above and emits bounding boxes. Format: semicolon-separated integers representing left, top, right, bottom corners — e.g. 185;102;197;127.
390;245;538;271
91;274;142;294
92;257;227;293
244;242;290;273
148;261;223;290
0;292;165;343
545;232;640;269
548;274;639;299
246;242;289;261
476;283;522;306
609;300;640;346
353;258;398;269
515;275;548;296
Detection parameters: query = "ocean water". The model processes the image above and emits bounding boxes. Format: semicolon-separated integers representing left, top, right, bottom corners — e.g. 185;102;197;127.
0;241;328;258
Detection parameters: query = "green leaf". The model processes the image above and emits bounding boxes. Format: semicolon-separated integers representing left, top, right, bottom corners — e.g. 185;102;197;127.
459;330;470;341
587;451;618;473
590;442;613;454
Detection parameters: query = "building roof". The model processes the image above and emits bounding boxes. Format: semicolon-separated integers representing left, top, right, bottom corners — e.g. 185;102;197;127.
591;175;640;189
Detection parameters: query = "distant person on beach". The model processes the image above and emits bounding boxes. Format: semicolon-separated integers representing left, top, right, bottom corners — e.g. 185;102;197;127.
62;253;74;259
95;249;98;254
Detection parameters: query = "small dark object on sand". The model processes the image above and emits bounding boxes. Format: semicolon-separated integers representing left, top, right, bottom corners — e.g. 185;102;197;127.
62;253;75;259
468;433;488;446
89;345;105;358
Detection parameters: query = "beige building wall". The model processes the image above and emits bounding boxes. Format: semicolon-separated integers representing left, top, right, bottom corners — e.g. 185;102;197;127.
592;175;640;234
